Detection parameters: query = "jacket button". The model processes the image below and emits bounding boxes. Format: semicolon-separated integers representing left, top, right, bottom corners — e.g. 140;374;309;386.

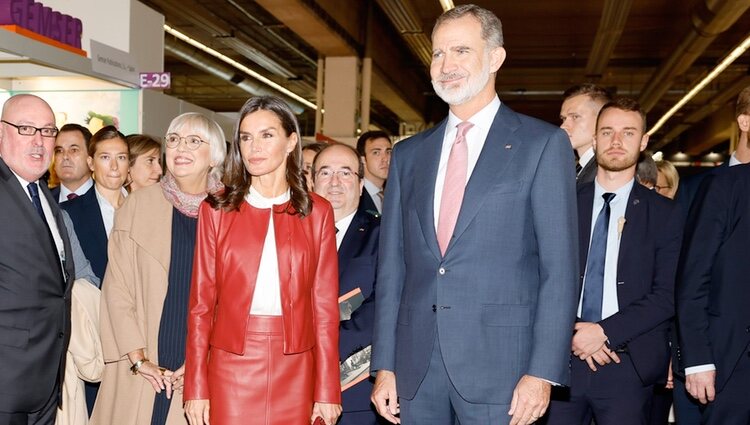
438;267;446;275
432;305;437;312
58;332;64;338
746;326;750;333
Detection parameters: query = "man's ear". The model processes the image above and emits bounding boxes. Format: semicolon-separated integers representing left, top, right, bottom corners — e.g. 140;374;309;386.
489;46;506;73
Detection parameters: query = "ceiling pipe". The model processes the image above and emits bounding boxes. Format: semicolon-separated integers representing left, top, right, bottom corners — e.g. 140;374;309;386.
638;0;750;112
164;38;306;114
584;0;633;79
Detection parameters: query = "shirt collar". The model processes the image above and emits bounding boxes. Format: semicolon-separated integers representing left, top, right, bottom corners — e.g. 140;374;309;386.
446;95;501;134
593;177;635;204
246;185;291;209
362;178;380;196
60;177;94;199
579;148;595;168
336;210;357;235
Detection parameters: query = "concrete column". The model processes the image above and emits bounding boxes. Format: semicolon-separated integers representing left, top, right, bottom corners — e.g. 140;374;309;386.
318;56;371;146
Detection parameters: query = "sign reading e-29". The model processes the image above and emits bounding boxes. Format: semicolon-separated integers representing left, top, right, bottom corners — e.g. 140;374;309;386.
139;72;171;89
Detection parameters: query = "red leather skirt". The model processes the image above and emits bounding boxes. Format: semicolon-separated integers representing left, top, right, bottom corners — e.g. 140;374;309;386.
207;315;314;425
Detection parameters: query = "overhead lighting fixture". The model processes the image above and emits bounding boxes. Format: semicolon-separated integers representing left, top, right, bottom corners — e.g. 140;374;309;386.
648;33;750;135
439;0;455;12
164;24;316;110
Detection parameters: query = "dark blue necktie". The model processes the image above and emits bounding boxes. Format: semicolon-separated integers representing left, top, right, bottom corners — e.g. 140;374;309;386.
581;192;616;322
27;182;46;220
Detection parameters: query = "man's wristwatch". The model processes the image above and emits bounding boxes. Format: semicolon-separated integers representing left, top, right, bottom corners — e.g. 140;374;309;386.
130;358;149;375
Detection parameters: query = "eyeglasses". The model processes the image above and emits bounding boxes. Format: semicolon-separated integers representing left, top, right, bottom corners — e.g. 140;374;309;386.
165;133;208;151
1;120;59;138
315;168;358;182
654;185;672;191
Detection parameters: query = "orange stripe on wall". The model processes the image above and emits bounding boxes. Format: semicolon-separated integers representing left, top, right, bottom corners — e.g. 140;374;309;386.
1;24;87;57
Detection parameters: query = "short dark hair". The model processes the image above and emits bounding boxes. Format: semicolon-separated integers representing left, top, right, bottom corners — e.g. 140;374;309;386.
312;143;364;181
88;125;127;157
597;97;647;131
356;130;391;156
563;84;612;106
58;123;92;148
302;141;327;155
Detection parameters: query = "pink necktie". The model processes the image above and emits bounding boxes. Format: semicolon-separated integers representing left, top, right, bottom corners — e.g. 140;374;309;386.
437;121;473;255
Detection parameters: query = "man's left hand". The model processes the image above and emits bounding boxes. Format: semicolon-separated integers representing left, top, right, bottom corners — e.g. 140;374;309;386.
572;322;608;359
508;375;551;425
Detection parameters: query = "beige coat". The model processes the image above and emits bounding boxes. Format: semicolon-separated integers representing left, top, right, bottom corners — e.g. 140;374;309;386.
56;279;104;425
90;184;187;425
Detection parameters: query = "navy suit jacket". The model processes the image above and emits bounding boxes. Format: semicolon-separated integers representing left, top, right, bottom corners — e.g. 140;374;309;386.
577;182;683;385
358;189;380;217
0;158;74;412
577;157;597;187
676;163;750;392
61;187;108;283
338;209;380;413
372;103;580;404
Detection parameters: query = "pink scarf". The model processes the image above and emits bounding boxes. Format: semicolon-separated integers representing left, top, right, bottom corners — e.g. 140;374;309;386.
160;172;223;218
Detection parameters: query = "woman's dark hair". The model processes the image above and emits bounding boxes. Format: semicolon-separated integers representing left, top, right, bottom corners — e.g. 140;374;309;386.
208;96;310;216
89;125;128;157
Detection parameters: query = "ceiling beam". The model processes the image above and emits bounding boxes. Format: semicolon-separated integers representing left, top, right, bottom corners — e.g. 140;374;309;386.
638;0;750;112
585;0;633;79
680;104;735;155
651;74;750;150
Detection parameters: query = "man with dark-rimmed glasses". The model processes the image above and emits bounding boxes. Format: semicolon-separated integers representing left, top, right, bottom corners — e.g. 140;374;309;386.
0;94;74;425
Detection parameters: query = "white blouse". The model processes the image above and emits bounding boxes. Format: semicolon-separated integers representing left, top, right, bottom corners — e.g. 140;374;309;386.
245;186;290;316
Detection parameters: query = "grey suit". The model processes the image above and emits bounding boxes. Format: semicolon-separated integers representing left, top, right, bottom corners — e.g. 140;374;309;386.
372;103;579;417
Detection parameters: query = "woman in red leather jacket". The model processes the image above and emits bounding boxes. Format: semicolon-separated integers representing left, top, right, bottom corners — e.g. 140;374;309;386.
183;96;342;425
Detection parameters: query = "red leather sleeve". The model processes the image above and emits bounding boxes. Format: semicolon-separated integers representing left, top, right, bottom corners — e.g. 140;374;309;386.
311;200;342;403
183;201;219;401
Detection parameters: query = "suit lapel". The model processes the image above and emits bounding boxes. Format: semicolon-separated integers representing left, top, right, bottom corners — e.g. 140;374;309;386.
414;119;447;261
130;188;173;273
43;184;75;290
338;211;367;277
617;183;645;285
448;104;520;254
578;183;595;285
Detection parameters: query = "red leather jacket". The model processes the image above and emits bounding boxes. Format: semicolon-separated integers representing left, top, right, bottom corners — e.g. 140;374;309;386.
184;193;341;404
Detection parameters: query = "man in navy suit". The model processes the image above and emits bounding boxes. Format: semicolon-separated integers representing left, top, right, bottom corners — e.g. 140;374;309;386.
51;124;93;202
371;5;579;424
676;165;750;423
559;84;612;187
356;131;392;216
545;98;683;425
313;144;383;425
0;94;75;424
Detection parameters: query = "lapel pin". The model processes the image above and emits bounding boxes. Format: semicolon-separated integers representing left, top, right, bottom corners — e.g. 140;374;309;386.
632;199;640;205
505;144;512;149
358;227;365;232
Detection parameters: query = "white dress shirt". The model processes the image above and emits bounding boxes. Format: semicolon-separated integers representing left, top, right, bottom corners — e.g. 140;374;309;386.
335;210;356;250
363;178;383;213
246;186;290;316
12;172;65;272
59;177;93;203
578;178;634;320
94;186;127;237
433;96;501;229
578;148;595;173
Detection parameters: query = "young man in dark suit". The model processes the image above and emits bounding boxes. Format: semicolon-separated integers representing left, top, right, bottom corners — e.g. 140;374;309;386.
313;143;383;425
545;98;683;425
0;94;75;424
676;163;750;424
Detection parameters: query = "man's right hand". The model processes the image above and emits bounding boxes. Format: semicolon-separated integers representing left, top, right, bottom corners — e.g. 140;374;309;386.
371;370;400;424
685;370;716;404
